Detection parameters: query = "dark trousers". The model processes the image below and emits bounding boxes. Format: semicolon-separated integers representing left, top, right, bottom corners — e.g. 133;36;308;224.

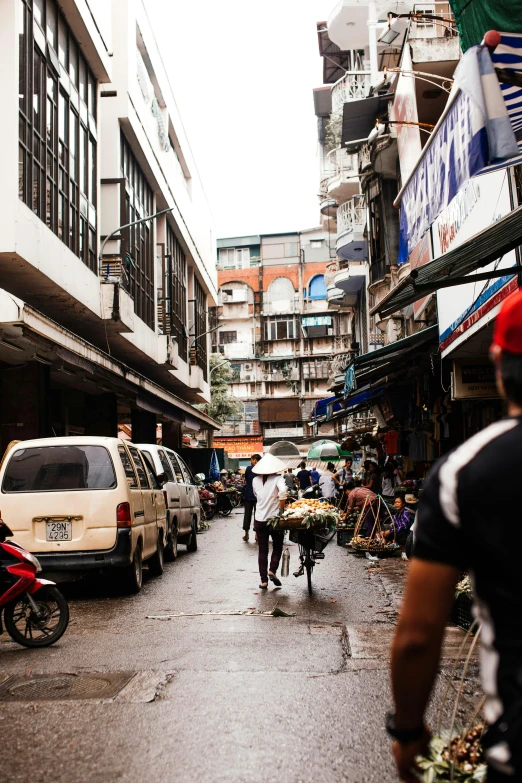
254;520;284;583
243;499;256;531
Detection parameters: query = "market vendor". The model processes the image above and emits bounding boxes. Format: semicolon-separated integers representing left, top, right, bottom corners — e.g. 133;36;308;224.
252;453;288;590
346;482;379;537
381;496;415;546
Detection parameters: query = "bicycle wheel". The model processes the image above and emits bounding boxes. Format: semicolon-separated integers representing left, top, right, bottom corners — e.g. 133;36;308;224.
304;547;314;595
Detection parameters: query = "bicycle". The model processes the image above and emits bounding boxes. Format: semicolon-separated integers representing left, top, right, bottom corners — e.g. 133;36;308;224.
289;527;334;595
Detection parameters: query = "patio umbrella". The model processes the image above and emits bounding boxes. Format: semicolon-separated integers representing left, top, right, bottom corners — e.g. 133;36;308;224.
307;439;341;461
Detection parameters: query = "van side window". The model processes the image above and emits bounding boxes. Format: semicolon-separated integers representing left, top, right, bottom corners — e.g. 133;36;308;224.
141;451;161;489
167;452;184;483
128;446;149;488
118;446;138;489
177;456;193;485
157;449;174;482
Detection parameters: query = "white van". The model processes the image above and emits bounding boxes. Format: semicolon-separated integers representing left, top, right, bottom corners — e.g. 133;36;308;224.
136;444;200;559
0;437;168;593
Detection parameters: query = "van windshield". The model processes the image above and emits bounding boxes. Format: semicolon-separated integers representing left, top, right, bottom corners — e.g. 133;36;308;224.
2;446;117;493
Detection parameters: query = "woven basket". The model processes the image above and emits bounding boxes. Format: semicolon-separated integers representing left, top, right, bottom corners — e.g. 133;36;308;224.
272;517;306;530
351;540;400;556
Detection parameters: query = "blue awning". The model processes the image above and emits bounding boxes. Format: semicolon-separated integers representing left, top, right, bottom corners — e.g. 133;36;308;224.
312;395;343;422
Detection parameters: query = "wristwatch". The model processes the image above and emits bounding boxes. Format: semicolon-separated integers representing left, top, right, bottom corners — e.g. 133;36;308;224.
386;712;425;743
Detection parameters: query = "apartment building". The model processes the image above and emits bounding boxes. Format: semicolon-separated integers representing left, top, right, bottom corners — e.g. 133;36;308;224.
0;0;218;453
312;1;522;450
211;229;357;459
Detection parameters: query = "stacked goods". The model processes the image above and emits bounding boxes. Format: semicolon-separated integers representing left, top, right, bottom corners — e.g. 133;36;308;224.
337;510;359;530
351;535;399;554
211;481;226;492
417;726;486;781
268;499;340;530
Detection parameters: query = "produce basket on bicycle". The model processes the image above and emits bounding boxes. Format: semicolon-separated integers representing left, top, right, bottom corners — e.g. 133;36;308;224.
267;499;341;532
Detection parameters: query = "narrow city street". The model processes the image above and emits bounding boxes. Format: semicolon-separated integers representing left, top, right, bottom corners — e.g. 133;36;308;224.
0;510;475;783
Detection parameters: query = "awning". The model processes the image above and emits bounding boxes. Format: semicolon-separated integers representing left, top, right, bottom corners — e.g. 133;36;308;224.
372;207;522;319
313;86;332;118
449;1;522;52
354;325;439;367
341;95;392;151
395;34;522;263
311;395;344;422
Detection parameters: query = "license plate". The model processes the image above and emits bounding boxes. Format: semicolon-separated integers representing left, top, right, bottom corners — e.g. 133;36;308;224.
46;521;72;541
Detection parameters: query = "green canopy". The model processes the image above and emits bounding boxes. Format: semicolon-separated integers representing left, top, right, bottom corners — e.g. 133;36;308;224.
449;0;522;51
307;440;353;462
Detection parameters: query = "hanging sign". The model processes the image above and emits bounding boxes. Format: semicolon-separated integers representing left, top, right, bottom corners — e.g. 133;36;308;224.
452;360;498;399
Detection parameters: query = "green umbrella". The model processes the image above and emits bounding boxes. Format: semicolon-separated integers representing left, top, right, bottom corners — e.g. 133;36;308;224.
307;440;341;461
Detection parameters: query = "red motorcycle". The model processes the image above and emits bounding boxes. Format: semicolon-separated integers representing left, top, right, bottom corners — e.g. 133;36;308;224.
0;520;69;648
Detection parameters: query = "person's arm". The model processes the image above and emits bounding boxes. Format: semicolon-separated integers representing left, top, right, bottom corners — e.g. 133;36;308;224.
346;490;355;512
391;559;460;782
276;476;288;511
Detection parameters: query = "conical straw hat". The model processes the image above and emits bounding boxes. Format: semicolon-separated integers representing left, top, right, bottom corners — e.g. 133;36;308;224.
252;453;287;475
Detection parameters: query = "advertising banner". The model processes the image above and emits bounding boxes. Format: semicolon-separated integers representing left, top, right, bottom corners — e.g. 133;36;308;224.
452;360;498;399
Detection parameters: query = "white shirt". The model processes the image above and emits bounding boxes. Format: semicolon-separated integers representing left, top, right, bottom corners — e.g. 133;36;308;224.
252;474;288;522
319;473;336;499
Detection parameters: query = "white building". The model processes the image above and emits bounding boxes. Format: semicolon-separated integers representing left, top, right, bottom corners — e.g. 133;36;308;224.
0;0;218;450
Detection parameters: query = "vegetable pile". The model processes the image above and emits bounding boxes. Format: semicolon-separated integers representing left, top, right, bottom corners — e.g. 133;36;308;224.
268;499;340;529
351;535;399;552
417;727;486;781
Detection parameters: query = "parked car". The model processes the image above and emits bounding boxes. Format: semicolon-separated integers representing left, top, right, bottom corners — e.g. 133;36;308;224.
136;444;200;560
0;437;167;593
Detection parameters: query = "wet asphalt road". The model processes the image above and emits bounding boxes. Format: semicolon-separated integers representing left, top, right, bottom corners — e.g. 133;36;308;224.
0;510;466;783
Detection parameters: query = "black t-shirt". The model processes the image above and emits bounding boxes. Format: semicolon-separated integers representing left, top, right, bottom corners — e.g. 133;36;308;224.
297;469;311;489
415;416;522;742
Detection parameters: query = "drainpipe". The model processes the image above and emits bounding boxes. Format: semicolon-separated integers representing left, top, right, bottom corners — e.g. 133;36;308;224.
367;0;379;86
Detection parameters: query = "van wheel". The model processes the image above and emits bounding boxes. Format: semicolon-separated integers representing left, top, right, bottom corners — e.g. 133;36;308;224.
148;535;164;577
186;519;198;552
122;544;143;594
165;520;178;562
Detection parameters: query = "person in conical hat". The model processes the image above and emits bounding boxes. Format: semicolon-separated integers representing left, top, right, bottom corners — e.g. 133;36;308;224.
251;453;288;589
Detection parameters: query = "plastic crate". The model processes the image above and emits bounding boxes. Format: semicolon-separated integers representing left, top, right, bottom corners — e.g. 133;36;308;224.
451;593;475;632
337;528;355;547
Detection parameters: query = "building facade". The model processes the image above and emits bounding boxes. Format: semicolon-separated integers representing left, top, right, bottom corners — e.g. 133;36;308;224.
310;0;522;463
0;0;218;454
211;229;360;459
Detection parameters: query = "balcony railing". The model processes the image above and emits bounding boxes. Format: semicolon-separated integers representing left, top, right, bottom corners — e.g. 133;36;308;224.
337;196;365;236
331;71;372;113
358;143;371;172
325;147;358;183
369;257;390;287
325;258;351;288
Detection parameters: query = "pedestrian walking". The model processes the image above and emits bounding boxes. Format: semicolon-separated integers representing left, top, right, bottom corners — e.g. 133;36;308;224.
318;462;336;500
251;453;288;590
388;289;522;783
242;453;261;542
296;461;312;491
284;468;297;491
310;466;320;485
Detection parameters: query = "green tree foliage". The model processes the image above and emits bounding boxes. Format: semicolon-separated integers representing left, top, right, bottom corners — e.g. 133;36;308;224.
199;354;243;424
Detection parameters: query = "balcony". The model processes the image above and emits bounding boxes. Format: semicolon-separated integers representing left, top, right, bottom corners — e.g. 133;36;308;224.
319;198;338;218
336;196;367;262
331;71;371;112
324;148;359;203
369;257;391;288
325;259;367;308
262;368;299;383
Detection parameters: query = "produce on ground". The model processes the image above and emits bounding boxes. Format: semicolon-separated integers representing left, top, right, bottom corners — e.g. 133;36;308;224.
416;727;487;781
351;535;399;552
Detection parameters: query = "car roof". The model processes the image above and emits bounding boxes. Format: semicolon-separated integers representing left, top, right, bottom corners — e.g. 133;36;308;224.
5;436;129;449
135;444;178;454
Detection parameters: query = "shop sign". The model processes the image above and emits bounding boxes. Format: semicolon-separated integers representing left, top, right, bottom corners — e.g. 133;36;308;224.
213;437;263;458
391;42;422;185
434;169;517;354
302;316;332;327
452;360;498;399
264;427;304;439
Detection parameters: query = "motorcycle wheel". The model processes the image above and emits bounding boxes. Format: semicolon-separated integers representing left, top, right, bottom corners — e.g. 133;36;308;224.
4;585;69;648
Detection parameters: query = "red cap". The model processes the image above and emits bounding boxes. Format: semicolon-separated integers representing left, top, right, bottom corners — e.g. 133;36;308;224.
492;288;522;354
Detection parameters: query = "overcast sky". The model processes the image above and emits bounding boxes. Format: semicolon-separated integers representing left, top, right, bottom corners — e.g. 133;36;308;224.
146;0;335;240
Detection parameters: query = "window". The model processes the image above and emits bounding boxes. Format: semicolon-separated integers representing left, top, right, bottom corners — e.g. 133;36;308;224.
3;446;116;492
166;451;184;483
309;275;327;300
219;331;237;344
157;449;174;481
310;240;324;248
165;223;187;360
264;318;295;341
128;445;149;488
193;276;208;380
121;132;154;328
285;242;298;257
141;452;161;488
218;247;249;269
19;0;97;271
118;445;138;489
266;277;295;306
177;455;194;484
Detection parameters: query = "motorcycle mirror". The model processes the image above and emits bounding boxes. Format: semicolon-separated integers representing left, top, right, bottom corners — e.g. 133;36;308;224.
195;473;206;483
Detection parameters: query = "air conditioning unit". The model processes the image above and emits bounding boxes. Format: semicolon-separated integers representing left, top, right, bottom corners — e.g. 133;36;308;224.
263;374;270;381
244;374;251;381
244;363;253;370
222;293;230;303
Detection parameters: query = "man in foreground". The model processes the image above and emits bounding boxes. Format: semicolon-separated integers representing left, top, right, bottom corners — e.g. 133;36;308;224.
389;289;522;782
